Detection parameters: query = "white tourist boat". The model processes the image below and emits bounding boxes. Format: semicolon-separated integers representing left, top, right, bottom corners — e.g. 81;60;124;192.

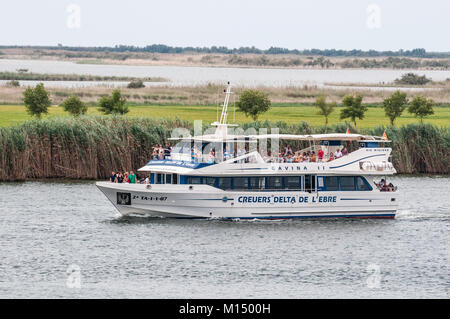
96;84;398;219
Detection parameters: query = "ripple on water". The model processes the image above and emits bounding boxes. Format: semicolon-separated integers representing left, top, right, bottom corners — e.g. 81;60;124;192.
0;176;449;298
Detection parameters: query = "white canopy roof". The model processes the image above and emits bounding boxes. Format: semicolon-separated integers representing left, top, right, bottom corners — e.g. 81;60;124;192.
169;133;388;142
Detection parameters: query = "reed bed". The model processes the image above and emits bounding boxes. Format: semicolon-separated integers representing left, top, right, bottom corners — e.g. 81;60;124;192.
0;117;448;181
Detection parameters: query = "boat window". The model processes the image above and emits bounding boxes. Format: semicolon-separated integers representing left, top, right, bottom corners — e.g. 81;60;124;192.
249;177;265;190
205;177;216;187
286;176;301;190
304;175;316;192
267;176;283;190
173;174;178;184
218;177;232;190
357;176;371;191
325;176;339;191
156;173;164;184
234;177;249;190
340;176;356;191
188;176;202;184
166;174;172;184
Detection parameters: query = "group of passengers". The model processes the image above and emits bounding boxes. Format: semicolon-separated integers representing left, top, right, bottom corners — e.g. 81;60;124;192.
109;171;139;184
152;143;173;160
375;179;396;192
268;146;349;163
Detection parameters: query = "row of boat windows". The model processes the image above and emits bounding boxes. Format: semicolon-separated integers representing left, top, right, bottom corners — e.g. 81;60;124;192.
152;173;372;191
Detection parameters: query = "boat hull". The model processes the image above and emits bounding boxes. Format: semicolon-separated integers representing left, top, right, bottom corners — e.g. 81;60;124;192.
96;182;397;219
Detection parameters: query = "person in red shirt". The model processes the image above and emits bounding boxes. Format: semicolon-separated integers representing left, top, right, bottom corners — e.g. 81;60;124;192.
318;149;324;162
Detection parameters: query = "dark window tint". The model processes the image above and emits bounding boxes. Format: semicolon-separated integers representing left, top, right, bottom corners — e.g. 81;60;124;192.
325;176;339;191
173;174;178;184
234;177;249;190
249;177;265;190
305;175;316;192
286;176;301;190
205;177;216;187
267;176;283;189
166;174;172;184
357;176;371;191
156;173;163;184
340;176;356;191
218;177;232;190
188;177;202;184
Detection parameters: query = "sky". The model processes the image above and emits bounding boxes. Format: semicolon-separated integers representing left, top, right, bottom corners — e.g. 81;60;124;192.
1;0;449;51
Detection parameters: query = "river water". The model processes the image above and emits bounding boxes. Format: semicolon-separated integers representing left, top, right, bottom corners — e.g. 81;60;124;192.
1;59;449;88
0;176;448;298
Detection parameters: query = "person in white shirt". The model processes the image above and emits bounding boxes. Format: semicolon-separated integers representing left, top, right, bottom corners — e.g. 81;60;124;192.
334;149;343;158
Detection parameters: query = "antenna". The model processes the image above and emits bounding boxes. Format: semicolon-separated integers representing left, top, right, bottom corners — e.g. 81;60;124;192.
219;81;231;125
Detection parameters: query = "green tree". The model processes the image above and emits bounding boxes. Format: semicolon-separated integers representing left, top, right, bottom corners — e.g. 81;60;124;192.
236;90;271;121
382;90;408;125
339;94;367;129
98;89;128;115
314;94;336;132
408;95;434;123
22;83;51;119
60;95;88;116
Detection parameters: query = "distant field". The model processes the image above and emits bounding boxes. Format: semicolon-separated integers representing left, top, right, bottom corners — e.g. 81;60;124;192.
1;104;449;128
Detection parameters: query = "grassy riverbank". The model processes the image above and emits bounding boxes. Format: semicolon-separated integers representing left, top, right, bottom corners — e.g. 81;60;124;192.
1;104;450;128
0;116;448;181
1;47;449;69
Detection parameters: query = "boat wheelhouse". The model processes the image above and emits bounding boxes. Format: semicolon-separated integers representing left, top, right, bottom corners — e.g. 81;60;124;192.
96;83;398;219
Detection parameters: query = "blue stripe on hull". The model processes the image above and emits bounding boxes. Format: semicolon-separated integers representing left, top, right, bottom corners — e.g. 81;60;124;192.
170;213;396;220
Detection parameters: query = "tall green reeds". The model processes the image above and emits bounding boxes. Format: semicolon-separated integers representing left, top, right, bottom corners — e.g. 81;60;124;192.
0;117;448;181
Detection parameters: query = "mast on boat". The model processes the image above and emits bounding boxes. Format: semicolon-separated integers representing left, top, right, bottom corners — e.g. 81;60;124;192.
212;82;237;138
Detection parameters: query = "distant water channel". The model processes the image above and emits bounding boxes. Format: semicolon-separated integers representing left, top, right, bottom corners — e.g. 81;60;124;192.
0;59;449;88
0;176;448;298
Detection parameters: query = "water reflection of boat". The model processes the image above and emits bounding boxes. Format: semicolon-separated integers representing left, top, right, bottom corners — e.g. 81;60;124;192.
97;83;398;219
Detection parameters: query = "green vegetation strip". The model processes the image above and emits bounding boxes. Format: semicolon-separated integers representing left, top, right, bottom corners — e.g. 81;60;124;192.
1;104;449;128
0;72;167;82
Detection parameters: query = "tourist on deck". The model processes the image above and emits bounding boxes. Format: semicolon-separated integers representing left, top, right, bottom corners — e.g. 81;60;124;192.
152;145;160;160
311;151;316;162
207;149;215;163
164;143;172;159
158;146;165;160
334;148;343;158
144;175;150;184
224;148;231;161
328;153;334;162
286;154;294;163
116;172;123;183
342;147;348;156
110;171;116;183
123;172;130;183
129;171;137;184
318;149;324;162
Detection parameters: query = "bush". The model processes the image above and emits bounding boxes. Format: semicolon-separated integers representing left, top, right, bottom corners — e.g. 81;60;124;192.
5;80;20;87
127;79;145;89
60;96;88;116
98;89;129;115
394;73;431;85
